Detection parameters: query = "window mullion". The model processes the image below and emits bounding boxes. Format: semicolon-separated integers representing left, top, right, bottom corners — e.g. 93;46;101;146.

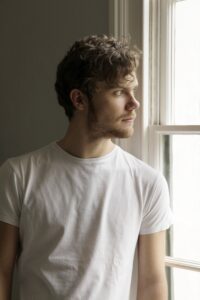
165;256;200;273
150;125;200;134
160;0;176;125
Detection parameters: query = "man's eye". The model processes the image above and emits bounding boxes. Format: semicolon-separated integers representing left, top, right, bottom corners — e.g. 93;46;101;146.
114;90;123;96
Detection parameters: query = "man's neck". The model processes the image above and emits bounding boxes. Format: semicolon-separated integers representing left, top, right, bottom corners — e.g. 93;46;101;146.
57;123;115;159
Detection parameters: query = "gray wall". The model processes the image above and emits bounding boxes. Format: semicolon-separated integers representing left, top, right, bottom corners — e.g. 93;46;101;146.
0;0;109;164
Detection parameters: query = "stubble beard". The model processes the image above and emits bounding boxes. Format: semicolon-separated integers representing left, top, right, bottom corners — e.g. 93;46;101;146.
87;102;134;140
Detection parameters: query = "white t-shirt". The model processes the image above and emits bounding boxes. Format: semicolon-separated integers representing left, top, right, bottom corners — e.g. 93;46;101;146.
0;142;173;300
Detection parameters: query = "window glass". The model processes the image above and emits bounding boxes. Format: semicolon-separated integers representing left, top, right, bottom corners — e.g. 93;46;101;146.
173;268;200;300
174;0;200;124
172;135;200;260
162;134;200;261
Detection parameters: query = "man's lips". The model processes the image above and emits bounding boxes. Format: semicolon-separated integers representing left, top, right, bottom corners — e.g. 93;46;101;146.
122;118;134;121
121;115;136;121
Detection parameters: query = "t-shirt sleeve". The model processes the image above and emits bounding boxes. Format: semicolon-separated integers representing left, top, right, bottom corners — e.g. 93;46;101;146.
139;173;173;235
0;160;22;227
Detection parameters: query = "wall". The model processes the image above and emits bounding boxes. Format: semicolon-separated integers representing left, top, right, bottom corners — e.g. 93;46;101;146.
0;0;109;164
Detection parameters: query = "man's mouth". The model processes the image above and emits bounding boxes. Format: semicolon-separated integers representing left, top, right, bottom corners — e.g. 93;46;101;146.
121;115;136;122
122;118;134;121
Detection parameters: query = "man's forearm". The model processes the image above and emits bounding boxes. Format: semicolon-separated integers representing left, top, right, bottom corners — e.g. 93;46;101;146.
0;272;12;300
137;280;168;300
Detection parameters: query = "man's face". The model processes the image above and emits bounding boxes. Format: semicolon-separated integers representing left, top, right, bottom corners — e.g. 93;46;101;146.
86;74;140;139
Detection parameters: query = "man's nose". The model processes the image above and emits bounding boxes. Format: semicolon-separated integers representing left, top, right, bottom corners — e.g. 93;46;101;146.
126;94;140;111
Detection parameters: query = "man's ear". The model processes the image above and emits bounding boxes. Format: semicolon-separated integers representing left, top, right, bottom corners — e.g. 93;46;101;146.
70;89;87;111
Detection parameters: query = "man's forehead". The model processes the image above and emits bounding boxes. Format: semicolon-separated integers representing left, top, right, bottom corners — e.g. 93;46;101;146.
95;73;138;91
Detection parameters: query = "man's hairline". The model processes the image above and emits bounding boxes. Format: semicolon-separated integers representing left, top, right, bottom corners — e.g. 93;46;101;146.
93;70;138;87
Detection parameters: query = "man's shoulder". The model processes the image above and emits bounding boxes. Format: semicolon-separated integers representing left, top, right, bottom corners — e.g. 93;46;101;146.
118;147;162;183
118;147;158;174
2;142;55;172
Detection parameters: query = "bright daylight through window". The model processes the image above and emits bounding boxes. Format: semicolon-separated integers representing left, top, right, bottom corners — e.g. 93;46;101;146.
165;0;200;299
174;0;200;125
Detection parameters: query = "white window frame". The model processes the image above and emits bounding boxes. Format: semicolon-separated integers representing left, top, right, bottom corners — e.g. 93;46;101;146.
149;0;200;279
109;0;200;279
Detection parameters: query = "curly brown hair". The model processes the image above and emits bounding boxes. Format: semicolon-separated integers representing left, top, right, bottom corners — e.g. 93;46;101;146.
55;35;141;120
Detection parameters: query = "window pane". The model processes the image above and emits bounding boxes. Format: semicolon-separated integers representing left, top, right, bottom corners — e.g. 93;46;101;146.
172;135;200;260
161;135;200;261
174;0;200;124
173;268;200;300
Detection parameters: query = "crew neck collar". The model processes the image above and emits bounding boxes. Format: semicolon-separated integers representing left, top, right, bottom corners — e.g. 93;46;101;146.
51;141;119;164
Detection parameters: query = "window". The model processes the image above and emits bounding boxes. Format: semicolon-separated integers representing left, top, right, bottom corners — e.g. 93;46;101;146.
109;0;200;299
148;0;200;299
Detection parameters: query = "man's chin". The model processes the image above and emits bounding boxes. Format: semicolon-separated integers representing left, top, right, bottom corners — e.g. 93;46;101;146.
109;127;134;139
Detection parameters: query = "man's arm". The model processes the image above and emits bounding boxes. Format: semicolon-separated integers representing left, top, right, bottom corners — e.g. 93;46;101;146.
137;230;168;300
0;221;19;300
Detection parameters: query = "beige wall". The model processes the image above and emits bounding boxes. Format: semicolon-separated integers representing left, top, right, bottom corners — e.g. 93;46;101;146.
0;0;109;164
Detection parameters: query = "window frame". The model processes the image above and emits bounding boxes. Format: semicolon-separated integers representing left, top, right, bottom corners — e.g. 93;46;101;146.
149;11;200;300
109;0;200;278
148;0;200;276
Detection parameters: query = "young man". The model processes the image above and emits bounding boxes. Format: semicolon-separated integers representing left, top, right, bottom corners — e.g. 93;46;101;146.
0;35;173;300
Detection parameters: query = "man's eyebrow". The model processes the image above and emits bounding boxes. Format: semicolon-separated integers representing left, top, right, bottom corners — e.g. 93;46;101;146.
105;79;139;90
114;82;138;89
